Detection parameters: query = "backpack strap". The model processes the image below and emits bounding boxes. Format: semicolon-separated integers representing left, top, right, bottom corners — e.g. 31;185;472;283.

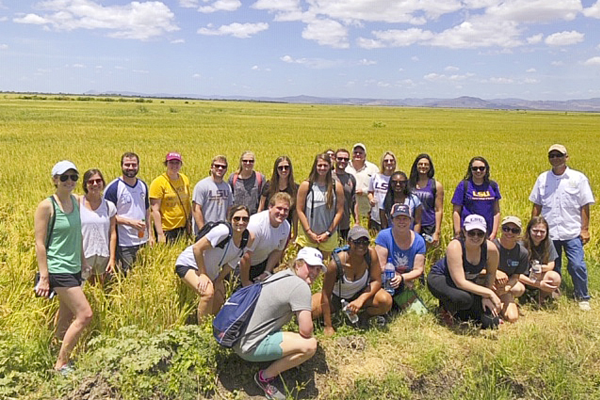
239;229;250;256
231;173;239;192
46;196;57;249
332;251;344;297
215;222;233;248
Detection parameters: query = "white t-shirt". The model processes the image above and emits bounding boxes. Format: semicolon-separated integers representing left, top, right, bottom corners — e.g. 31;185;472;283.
368;173;391;223
247;210;290;266
104;178;149;247
175;224;254;280
529;167;595;240
80;197;116;258
346;160;379;216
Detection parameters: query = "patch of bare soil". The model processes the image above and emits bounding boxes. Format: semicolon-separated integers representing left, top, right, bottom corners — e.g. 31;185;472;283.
61;375;120;400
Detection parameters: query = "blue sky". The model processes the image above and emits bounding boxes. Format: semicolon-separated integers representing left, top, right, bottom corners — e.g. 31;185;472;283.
1;0;600;100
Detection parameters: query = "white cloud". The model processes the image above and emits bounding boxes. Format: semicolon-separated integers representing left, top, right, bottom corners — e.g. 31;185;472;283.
133;69;149;73
251;65;259;70
198;0;241;13
302;19;348;48
197;22;268;38
429;16;523;48
192;73;201;78
445;65;459;71
13;0;178;40
355;37;385;49
280;55;294;63
545;30;584;46
358;58;376;65
583;1;600;18
0;16;7;22
179;0;198;8
0;44;7;50
583;56;600;66
490;77;514;84
171;38;185;44
523;78;539;83
279;55;342;69
486;0;581;23
551;60;564;66
526;68;536;72
411;56;419;62
423;72;474;82
72;63;85;68
358;28;433;48
527;34;543;44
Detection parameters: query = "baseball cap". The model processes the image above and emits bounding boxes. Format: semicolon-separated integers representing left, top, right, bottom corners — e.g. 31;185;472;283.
51;160;78;176
348;226;370;241
296;247;327;272
548;144;567;155
352;143;367;153
463;214;487;232
166;152;182;162
391;203;412;219
501;216;522;229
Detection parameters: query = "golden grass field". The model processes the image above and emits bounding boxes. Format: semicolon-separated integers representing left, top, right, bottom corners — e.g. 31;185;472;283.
1;94;599;399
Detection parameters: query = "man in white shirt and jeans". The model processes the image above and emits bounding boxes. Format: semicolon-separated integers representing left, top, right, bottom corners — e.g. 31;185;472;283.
529;144;595;310
346;143;379;225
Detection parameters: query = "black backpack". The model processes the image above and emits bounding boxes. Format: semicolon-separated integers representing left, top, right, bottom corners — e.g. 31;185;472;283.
195;221;249;253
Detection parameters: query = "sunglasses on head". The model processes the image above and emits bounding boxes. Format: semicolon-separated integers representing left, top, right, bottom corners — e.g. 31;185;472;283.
548;153;565;159
467;230;485;238
232;216;249;222
471;166;486;172
213;164;227;170
59;174;79;182
352;238;370;246
87;178;103;185
502;226;521;234
277;165;290;171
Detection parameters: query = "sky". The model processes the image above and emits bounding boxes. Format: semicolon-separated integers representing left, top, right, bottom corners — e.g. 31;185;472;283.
1;0;600;101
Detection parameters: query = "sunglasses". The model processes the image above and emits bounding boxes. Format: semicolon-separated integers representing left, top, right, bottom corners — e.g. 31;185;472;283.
352;239;370;246
213;164;227;170
232;216;250;222
336;157;349;162
392;180;407;185
59;174;79;182
531;229;547;235
242;160;255;164
277;165;290;171
87;178;103;185
548;153;565;159
467;230;485;238
384;159;395;164
502;226;521;234
471;166;486;172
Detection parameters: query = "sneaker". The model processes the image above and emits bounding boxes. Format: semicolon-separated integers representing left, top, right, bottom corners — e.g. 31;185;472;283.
373;315;387;328
438;307;455;327
254;371;285;400
578;301;591;311
56;362;75;377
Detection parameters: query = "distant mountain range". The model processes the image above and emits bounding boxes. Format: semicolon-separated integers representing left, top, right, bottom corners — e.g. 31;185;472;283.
84;91;600;112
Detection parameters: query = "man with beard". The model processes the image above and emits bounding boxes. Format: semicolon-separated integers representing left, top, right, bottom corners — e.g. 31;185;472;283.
192;155;234;233
105;152;153;275
333;148;359;241
239;192;291;287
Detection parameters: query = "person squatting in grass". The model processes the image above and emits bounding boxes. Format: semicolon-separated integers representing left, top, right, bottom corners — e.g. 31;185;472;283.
367;151;397;232
409;153;444;248
380;171;423;231
258;155;299;239
229;151;266;216
78;168;117;286
491;216;528;323
174;205;255;322
296;153;344;259
239;192;291;287
519;216;561;303
312;226;392;336
34;161;93;374
375;204;426;306
427;214;502;328
233;247;326;400
149;152;191;244
452;156;501;241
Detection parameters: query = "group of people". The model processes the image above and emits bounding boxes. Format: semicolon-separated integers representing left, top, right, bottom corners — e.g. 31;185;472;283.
34;143;594;399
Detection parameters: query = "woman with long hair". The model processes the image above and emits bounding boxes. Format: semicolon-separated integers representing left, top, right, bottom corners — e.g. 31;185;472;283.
409;154;443;246
519;216;561;301
380;171;422;231
367;151;397;232
79;168;117;285
258;155;298;238
228;151;266;215
452;156;501;240
34;160;93;374
296;153;344;259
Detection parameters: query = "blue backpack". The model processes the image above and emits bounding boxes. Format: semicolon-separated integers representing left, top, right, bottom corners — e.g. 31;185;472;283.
213;274;290;348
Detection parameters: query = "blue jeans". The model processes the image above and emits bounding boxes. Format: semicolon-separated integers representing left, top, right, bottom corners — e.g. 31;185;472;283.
553;238;590;301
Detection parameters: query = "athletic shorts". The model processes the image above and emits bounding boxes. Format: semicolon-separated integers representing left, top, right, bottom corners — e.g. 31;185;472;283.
175;265;197;279
295;226;339;253
86;255;109;276
237;331;284;362
421;225;435;236
330;286;368;313
49;272;82;288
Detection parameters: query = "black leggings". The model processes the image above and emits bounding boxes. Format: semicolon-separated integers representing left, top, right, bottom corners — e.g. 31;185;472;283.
427;273;498;329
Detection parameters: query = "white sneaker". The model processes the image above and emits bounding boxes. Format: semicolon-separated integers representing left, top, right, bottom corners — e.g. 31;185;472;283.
578;301;591;311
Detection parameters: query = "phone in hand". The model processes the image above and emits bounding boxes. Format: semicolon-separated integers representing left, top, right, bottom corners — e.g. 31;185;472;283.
34;273;56;299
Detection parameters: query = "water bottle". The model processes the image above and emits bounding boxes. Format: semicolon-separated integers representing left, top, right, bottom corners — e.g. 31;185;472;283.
384;263;396;295
530;260;541;283
138;218;146;239
422;233;434;243
341;299;359;324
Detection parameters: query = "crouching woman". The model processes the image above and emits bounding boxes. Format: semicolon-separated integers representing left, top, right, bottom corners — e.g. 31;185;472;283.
233;247;325;400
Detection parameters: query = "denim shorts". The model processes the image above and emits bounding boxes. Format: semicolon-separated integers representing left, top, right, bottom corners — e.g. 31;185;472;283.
238;331;284;362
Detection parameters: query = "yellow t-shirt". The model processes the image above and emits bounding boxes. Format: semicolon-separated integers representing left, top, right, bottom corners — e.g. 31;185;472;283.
149;173;191;231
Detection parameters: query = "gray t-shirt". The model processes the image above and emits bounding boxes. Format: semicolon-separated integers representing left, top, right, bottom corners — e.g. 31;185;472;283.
228;171;265;215
333;171;356;231
494;239;529;276
234;269;311;354
192;177;233;233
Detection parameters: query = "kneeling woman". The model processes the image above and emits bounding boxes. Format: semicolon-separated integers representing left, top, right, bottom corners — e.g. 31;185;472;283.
312;226;392;336
520;216;561;301
234;247;325;400
427;214;502;328
175;205;255;322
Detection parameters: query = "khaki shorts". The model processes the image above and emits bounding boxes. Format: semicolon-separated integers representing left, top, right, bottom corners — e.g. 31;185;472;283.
295;226;339;253
86;255;110;276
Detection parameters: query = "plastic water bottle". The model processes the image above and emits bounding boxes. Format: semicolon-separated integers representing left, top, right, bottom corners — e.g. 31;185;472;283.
384;263;396;295
422;233;434;243
341;299;359;324
530;260;541;283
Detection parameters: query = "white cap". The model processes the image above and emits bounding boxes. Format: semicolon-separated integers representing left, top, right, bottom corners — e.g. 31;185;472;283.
296;247;327;272
51;160;78;176
464;214;487;232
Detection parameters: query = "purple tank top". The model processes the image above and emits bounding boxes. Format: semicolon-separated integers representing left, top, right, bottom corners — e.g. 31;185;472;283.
413;179;435;227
